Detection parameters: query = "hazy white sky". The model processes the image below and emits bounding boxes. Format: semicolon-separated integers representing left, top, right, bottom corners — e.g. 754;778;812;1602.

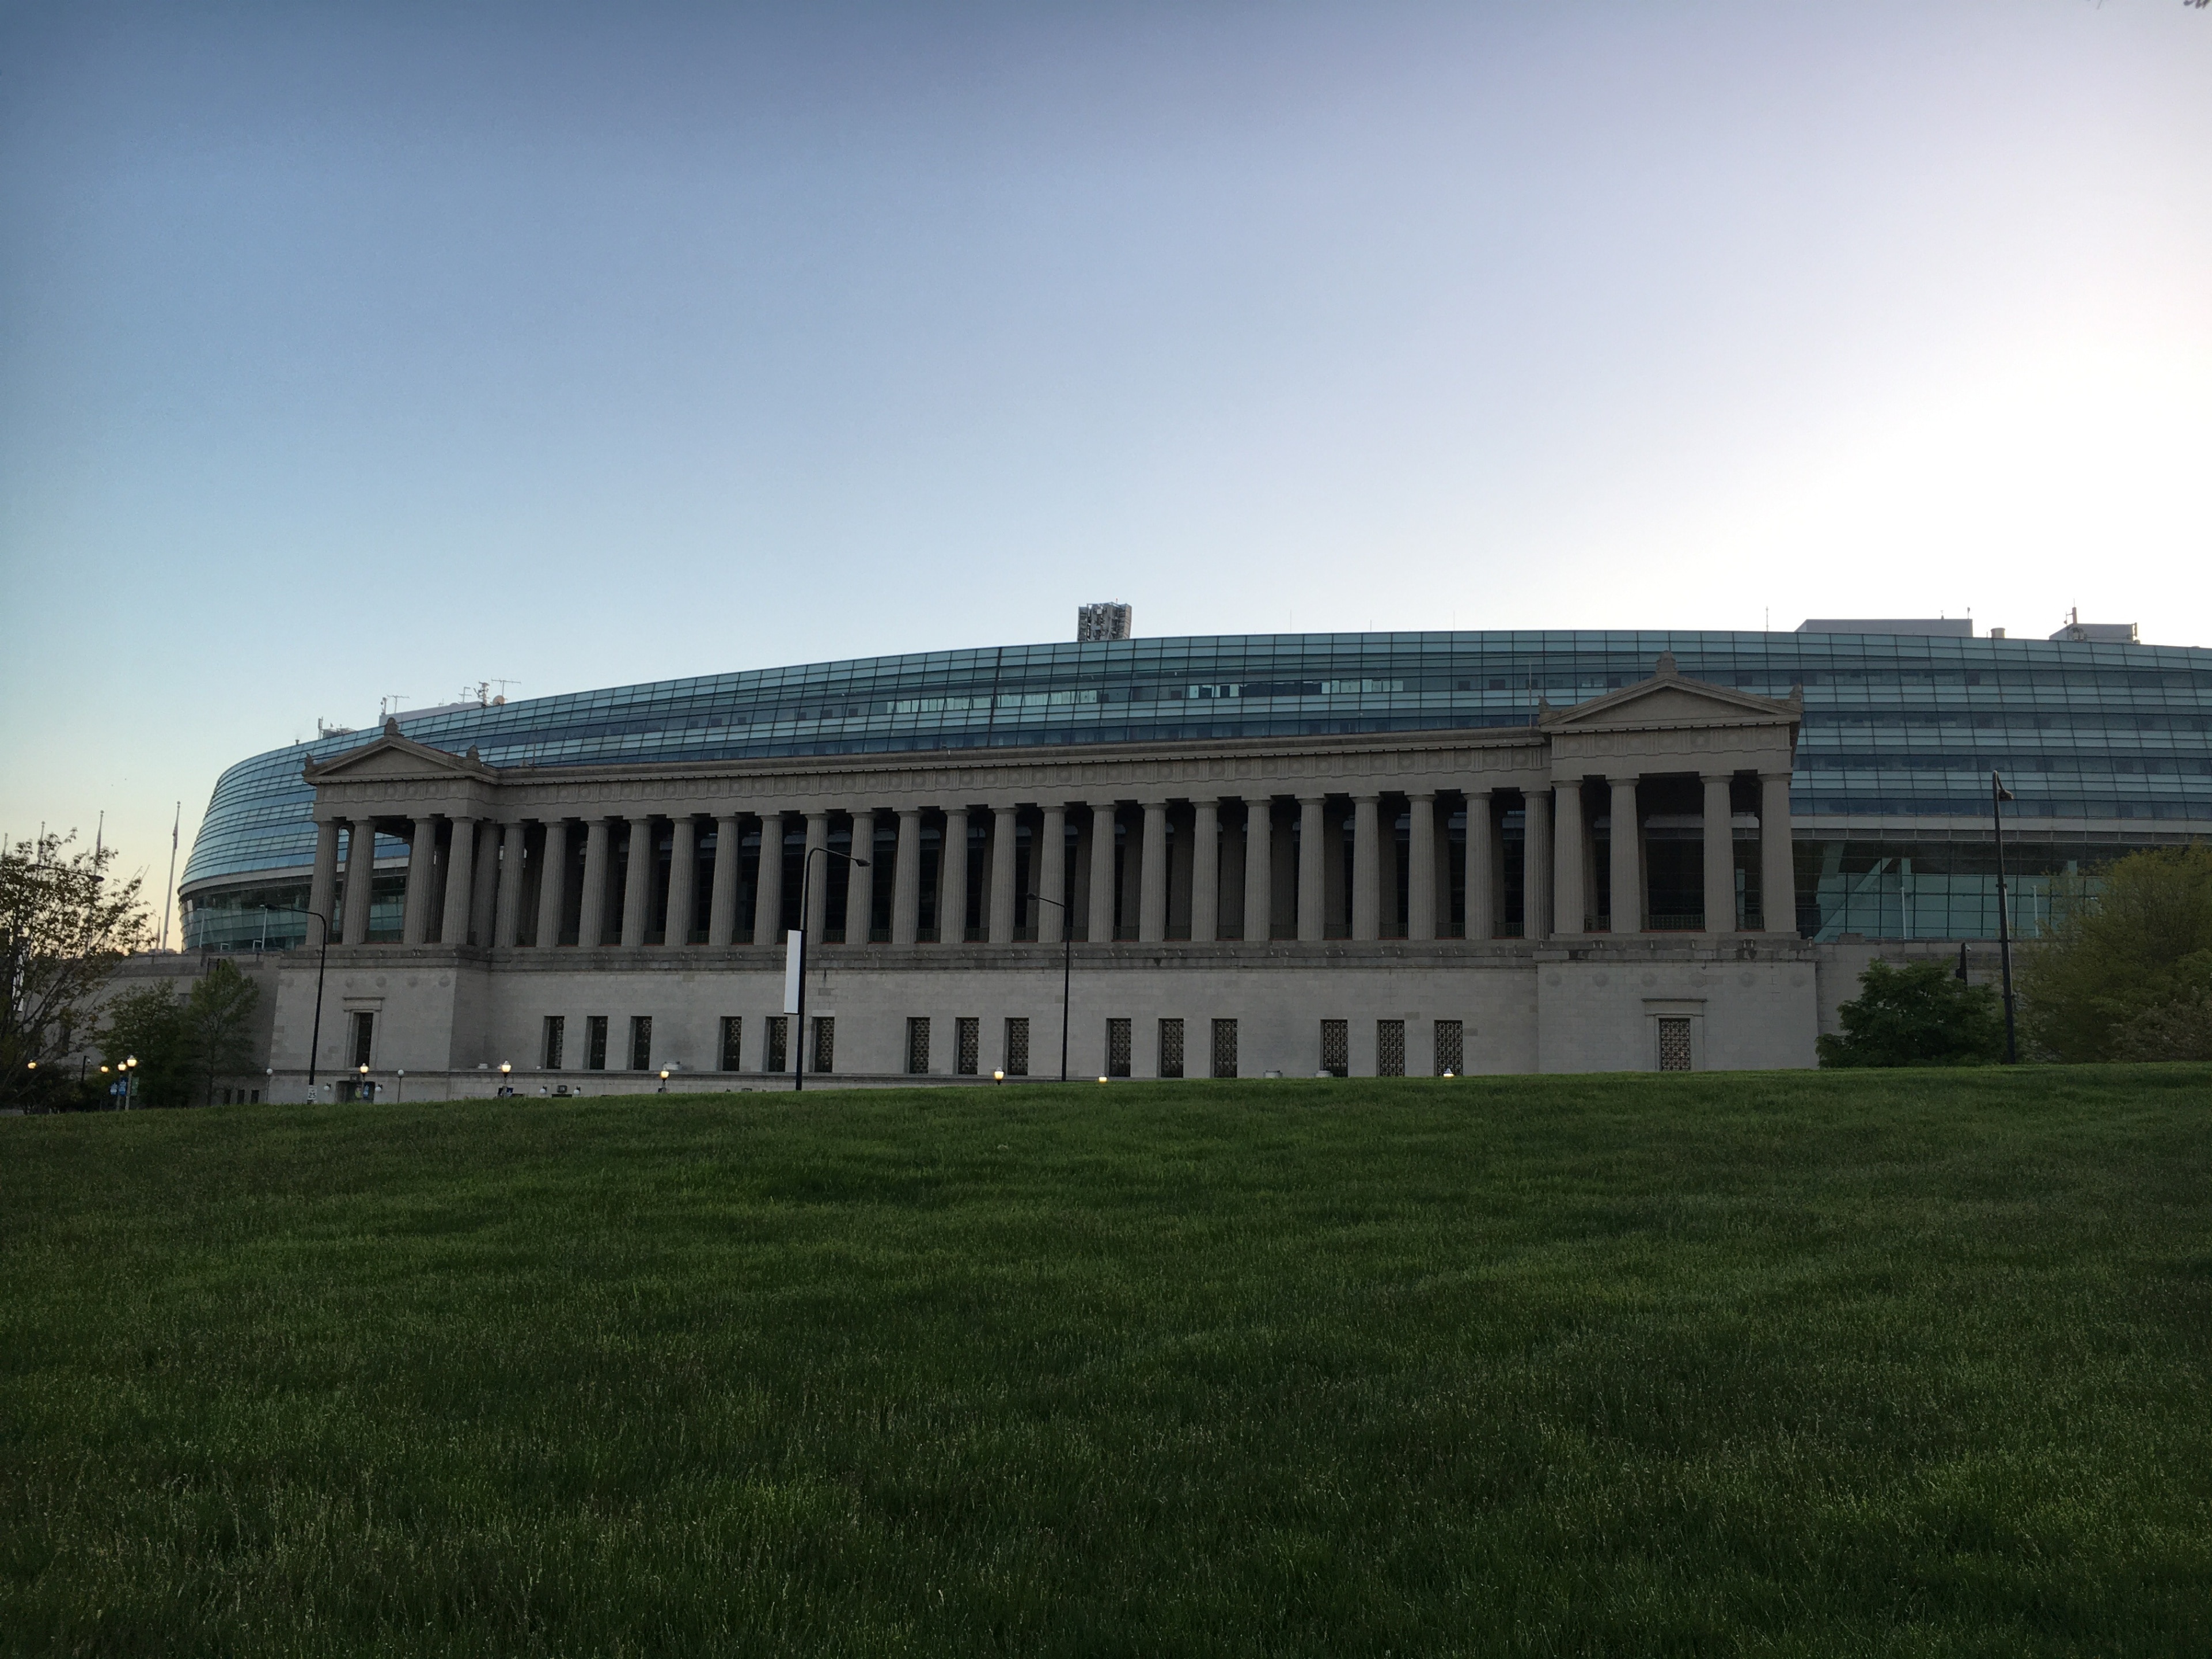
3;1;2208;912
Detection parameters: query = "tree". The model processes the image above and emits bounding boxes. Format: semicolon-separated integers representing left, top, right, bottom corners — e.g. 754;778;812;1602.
2018;846;2212;1063
1;831;149;1112
99;961;263;1108
183;960;260;1105
1817;958;2005;1068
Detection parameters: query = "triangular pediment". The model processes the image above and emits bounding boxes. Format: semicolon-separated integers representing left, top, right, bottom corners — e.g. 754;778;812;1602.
1540;657;1800;733
304;731;494;785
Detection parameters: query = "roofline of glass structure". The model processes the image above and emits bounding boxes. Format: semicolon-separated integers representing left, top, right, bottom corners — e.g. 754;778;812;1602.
179;628;2212;946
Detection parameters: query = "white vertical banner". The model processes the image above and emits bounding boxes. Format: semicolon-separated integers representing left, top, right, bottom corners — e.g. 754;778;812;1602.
783;932;804;1014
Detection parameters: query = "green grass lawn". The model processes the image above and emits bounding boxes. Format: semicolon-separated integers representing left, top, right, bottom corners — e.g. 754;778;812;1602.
3;1068;2210;1657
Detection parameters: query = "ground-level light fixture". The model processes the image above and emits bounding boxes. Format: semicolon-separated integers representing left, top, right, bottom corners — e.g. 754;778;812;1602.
1098;1075;1109;1085
993;1069;1005;1083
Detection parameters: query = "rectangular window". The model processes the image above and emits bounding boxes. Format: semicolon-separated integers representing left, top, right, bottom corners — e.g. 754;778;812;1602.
906;1016;931;1074
1158;1017;1184;1079
1211;1017;1238;1079
1106;1018;1132;1078
1320;1018;1348;1078
586;1015;608;1071
810;1016;834;1074
629;1016;652;1071
1377;1019;1405;1078
766;1016;788;1073
349;1010;375;1069
1657;1017;1693;1072
1433;1019;1463;1077
543;1016;565;1070
956;1017;980;1075
719;1016;743;1073
1004;1017;1029;1077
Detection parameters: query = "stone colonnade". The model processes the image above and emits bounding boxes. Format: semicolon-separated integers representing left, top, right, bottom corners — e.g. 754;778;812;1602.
310;779;1797;950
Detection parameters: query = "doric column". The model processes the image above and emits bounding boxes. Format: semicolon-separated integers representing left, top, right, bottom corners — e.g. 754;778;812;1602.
1351;794;1381;941
939;808;969;944
619;817;656;948
1760;772;1796;934
1407;793;1436;941
471;821;499;945
577;817;612;948
1243;798;1274;942
1700;774;1734;934
707;815;741;945
1036;805;1066;944
802;812;830;943
400;818;437;945
1466;791;1494;941
665;817;697;945
341;818;376;944
308;820;340;936
845;812;876;944
440;817;476;946
1553;783;1586;937
1086;802;1118;942
1609;777;1642;933
1137;801;1169;942
753;812;785;946
988;806;1020;944
1522;790;1551;942
489;821;525;946
1190;799;1219;942
892;809;923;945
1297;797;1327;942
533;820;567;946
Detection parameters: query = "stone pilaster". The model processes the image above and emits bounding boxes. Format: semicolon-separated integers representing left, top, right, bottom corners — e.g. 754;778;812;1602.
1610;777;1642;933
620;817;656;948
1553;784;1586;937
753;813;785;946
533;820;567;946
1522;790;1551;943
1138;801;1168;942
577;817;612;948
1702;774;1735;934
308;820;339;937
1297;797;1326;942
1351;794;1381;941
1243;798;1273;942
494;820;530;946
1761;773;1796;934
1086;802;1118;942
802;812;830;944
1465;791;1493;941
938;808;969;944
844;812;876;944
1035;805;1066;944
341;819;376;945
1189;799;1219;943
892;809;922;945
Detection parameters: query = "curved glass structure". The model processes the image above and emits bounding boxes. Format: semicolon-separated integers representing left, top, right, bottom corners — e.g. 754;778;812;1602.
181;629;2212;949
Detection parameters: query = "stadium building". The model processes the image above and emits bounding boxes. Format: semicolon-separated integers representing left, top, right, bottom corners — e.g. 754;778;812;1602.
173;621;2212;1089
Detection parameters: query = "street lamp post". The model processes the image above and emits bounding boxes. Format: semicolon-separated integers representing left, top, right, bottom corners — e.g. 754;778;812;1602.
793;846;869;1093
1992;770;2019;1065
1027;892;1073;1083
264;906;332;1094
359;1062;370;1102
498;1061;512;1097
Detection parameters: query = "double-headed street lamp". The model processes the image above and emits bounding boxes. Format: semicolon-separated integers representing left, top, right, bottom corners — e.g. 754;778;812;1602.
791;844;869;1093
264;906;332;1093
1026;892;1073;1083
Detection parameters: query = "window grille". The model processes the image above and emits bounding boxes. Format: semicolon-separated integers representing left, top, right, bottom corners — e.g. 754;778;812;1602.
1657;1017;1693;1072
1106;1018;1131;1077
1377;1019;1405;1077
719;1016;743;1072
1158;1018;1184;1078
766;1016;788;1073
629;1016;652;1071
1211;1018;1238;1079
1004;1017;1029;1077
1433;1019;1463;1076
1320;1018;1348;1078
956;1017;980;1075
586;1016;608;1071
349;1010;375;1069
906;1016;930;1074
542;1016;565;1070
810;1016;834;1074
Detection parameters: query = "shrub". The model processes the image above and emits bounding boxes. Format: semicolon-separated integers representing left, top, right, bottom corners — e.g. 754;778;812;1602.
1817;959;2005;1068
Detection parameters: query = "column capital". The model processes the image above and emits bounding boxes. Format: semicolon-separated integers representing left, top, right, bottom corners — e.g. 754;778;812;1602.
1406;789;1435;802
1607;772;1641;786
1700;769;1737;783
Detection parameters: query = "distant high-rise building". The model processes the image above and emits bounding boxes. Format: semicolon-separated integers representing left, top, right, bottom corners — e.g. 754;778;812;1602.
1078;602;1132;643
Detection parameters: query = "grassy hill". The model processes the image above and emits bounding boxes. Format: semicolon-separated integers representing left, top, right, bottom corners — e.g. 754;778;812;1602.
5;1069;2210;1656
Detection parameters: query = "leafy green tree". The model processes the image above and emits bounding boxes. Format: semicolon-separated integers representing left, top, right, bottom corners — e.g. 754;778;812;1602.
183;960;260;1105
99;982;194;1108
2018;846;2212;1062
1;831;149;1111
1817;959;2005;1068
99;961;263;1108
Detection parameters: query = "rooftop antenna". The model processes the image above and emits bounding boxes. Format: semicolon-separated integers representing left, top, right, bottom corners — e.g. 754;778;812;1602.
160;802;181;951
380;694;409;721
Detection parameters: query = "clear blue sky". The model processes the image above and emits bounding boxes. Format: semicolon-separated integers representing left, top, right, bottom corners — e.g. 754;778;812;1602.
3;1;2207;918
